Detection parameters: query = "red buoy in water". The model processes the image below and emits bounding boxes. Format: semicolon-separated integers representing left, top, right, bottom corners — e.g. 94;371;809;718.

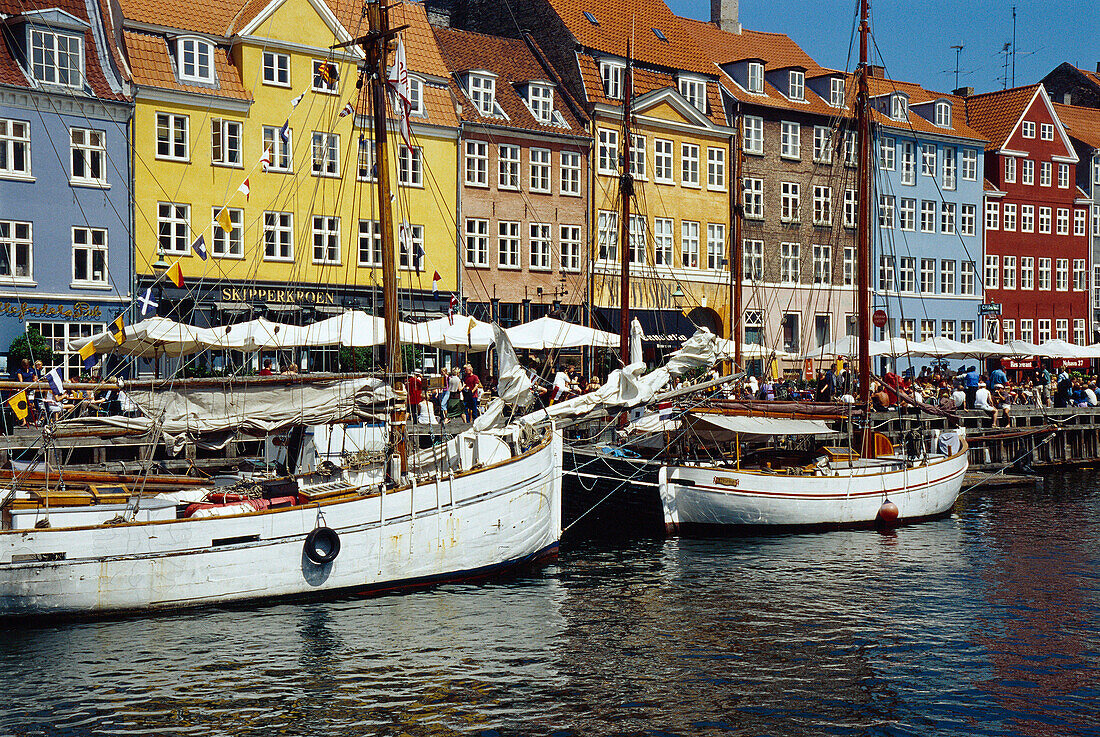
877;498;900;527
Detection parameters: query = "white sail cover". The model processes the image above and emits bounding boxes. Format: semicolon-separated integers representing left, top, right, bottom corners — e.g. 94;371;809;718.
505;316;619;350
629;318;644;365
690;412;834;437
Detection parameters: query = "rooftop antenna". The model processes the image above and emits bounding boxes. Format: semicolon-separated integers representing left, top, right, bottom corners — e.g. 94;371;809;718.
951;44;964;90
1000;42;1011;89
1011;5;1017;86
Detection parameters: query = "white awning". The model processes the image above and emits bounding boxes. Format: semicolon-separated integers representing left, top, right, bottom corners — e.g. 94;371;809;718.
505;316;618;350
690;412;834;437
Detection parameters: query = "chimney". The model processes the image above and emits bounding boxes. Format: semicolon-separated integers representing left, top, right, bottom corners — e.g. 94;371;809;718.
954;86;974;97
710;0;741;34
1096;61;1100;73
867;64;885;78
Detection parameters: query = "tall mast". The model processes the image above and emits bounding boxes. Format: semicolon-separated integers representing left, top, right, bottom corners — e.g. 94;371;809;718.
618;45;635;365
856;0;872;407
732;112;743;369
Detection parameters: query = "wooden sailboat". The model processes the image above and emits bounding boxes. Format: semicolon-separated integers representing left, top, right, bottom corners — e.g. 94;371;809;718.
0;1;562;619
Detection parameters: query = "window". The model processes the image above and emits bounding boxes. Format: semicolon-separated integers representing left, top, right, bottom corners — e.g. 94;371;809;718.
1074;259;1087;292
942;147;956;189
985;319;999;341
1038;257;1051;290
398;145;422;186
1075;208;1088;236
653;218;673;266
264;211;293;261
530;223;551;270
1022;121;1035;138
311;132;338;176
1022;159;1034;185
745;62;764;94
71;227;106;285
744;240;764;280
900;141;915;184
529;148;551;192
1040;122;1054;141
1021;256;1034;290
1038;319;1051;343
813;186;832;225
781;182;800;223
597;211;618;262
1095;158;1100;186
1003;256;1016;290
681;143;700;185
262;51;289;86
960;262;976;296
464;218;489;266
1003;319;1016;343
398;223;423;270
743;178;764;219
878;195;894;228
496;221;519;268
560;151;581;195
1058;163;1070;189
27;321;102;379
960;204;976;236
1073;319;1086;345
782;313;800;353
921;144;936;176
940;202;956;234
878;136;895;170
597;129;618;174
600;61;624;100
70;128;106;185
356;220;381;266
707;147;725;190
844;189;857;228
1004;156;1016;183
1020;319;1033;343
781;242;800;283
920;258;935;294
898;257;915;292
813;244;831;284
157;202;189;254
878;255;895;291
527;83;553;123
312;216;340;264
30;29;81;87
891;94;908;121
788;70;804;101
940;259;955;294
0;119;30;178
560;225;582;272
830;77;845;107
681;221;699;268
844;131;857;166
1040;161;1052;187
743;116;763;154
781;122;800;159
985;255;999;291
1003;203;1016;231
464;140;487;186
813;126;833;163
899;198;915;231
211;207;242;257
1056;258;1069;290
986;201;999;231
942;320;956;341
1020;204;1034;232
706;223;725;270
1096;205;1100;237
679;77;706;112
263;125;292;172
1057;208;1069;235
654;139;674;183
498;144;519;190
312;59;338;93
407;77;423;115
935;101;952;128
962;149;977;180
843;246;856;285
920;320;935;342
178;38;214;83
920;200;936;233
629;136;646;179
156;113;188;160
211;119;241;167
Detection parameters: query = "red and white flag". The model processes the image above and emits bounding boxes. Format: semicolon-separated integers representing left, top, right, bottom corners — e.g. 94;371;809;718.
448;294;457;326
432;270;441;295
237;177;250;201
387;38;412;146
260;148;271;173
339;102;354;118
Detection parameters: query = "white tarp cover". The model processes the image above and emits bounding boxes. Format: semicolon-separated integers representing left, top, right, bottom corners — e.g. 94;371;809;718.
505;316;619;350
908;336;971;358
439;315;496;351
629;318;644;365
690;412;834;437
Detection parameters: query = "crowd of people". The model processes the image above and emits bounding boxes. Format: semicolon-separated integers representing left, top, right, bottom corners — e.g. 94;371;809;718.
3;358;137;431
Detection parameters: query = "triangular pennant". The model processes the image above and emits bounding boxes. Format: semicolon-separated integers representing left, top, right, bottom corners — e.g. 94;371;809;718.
168;262;185;289
191;234;208;261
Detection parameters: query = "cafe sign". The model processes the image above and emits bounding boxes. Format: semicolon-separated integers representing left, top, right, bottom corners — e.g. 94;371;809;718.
220;287;336;305
0;301;103;321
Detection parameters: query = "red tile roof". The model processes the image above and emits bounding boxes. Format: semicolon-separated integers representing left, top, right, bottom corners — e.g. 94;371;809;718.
1052;102;1100;150
962;84;1040;151
866;76;986;142
124;30;251;101
577;54;726;126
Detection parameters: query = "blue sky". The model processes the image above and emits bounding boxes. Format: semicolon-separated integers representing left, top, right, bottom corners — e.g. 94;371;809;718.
668;0;1100;94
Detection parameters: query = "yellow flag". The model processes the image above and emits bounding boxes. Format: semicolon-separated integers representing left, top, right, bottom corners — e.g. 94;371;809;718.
7;390;28;421
109;315;126;345
79;339;97;367
216;207;232;233
769;358;780;381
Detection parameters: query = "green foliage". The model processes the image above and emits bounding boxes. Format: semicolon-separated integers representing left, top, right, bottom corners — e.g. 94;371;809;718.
7;329;54;371
340;346;375;372
401;345;423;372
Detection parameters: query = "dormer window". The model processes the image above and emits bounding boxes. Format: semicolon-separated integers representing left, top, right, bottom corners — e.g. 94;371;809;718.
678;76;706;113
408;76;423;115
747;62;763;94
30;29;82;87
890;94;908;121
788;70;804;101
178;37;214;84
934;101;952;127
467;73;496;116
830;77;845;107
527;83;553;124
601;60;624;100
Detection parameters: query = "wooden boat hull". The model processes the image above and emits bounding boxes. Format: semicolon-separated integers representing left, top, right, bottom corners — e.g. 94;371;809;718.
658;447;968;533
0;432;563;619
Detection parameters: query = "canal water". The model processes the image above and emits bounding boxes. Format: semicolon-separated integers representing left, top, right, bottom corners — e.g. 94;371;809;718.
2;471;1099;736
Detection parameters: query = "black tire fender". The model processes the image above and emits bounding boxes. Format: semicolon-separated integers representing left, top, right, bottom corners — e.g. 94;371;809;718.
304;526;340;564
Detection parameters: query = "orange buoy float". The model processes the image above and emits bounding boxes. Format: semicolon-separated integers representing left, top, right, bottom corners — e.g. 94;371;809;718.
876;498;900;527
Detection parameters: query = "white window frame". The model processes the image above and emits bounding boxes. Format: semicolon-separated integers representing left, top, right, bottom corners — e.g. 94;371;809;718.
357;219;381;267
813;125;833;164
311;215;341;265
263;125;292;172
263;211;294;262
464;139;488;187
71;226;107;286
681;143;700;186
467;73;496;116
560;224;582;272
157;202;190;254
70;127;107;186
940;259;955;294
1003;255;1016;290
211;206;243;258
653;218;673;266
178;37;214;84
706;147;725;190
262;51;290;87
986;201;999;231
678;76;707;113
527;83;553;123
30;29;82;88
743;177;764;219
530;147;551;193
156;112;189;161
654;138;674;184
788;70;804;101
600;60;624;100
312;59;339;94
398;145;422;187
497;220;519;269
743;116;763;155
597;128;618;175
498;144;520;190
747;62;764;94
961;149;977;181
211;118;242;168
706;223;725;270
781;181;801;223
681;220;700;269
781;242;800;283
1021;257;1034;290
813;185;832;226
529;222;552;270
311;131;339;177
0;119;31;179
560;151;581;195
464;218;489;267
781;121;800;160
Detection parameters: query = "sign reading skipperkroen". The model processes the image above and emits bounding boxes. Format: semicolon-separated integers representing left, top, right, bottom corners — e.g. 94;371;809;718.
220;287;337;305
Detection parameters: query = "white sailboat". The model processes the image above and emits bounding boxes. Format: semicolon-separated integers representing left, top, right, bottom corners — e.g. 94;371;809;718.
0;2;562;619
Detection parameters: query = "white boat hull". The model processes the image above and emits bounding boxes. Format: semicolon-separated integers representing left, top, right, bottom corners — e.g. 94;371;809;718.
0;432;563;618
658;448;967;532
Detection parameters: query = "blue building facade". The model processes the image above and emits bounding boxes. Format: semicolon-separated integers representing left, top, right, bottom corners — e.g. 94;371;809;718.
0;0;132;378
870;85;988;373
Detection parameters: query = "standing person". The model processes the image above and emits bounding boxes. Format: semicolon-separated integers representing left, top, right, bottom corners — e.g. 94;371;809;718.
407;368;423;419
963;365;980;408
446;368;464;422
259;358;274;376
551;365;571;404
990;364;1008;389
462;364;482;422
